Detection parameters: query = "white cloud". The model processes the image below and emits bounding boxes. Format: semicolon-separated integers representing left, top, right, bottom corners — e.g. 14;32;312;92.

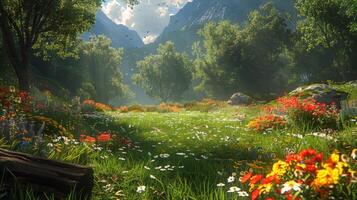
143;34;158;44
102;0;191;44
156;6;169;18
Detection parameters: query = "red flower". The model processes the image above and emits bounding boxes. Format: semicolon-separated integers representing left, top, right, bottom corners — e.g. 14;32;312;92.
305;164;317;172
80;134;96;144
250;174;263;185
252;189;260;200
286;154;302;163
97;132;111;142
262;175;280;184
240;171;253;183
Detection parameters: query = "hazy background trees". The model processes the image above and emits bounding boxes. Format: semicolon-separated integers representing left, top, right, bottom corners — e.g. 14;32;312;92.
193;3;291;99
0;0;356;104
77;36;130;103
133;41;192;102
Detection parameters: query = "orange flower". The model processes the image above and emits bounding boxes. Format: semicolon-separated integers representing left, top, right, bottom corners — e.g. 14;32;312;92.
80;134;96;144
250;174;263;185
97;133;111;142
251;189;260;200
82;99;95;105
240;171;253;183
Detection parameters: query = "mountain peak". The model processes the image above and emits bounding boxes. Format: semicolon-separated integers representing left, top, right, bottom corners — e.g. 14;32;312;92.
83;10;144;49
156;0;295;51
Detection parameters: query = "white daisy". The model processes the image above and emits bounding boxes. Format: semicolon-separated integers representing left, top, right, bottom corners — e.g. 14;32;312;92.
227;186;241;193
217;183;225;187
227;176;235;183
281;180;301;194
136;185;146;193
238;191;249;196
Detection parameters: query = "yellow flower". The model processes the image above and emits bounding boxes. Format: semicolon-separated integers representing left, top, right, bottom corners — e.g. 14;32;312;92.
312;167;340;189
270;160;289;176
258;183;273;194
330;153;340;163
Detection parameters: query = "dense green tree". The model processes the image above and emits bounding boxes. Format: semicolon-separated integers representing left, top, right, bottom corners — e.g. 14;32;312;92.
195;3;291;99
193;21;242;98
133;41;192;102
0;0;102;90
78;35;130;103
293;0;357;82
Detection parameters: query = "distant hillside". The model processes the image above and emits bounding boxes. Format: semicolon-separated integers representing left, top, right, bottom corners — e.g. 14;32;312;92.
125;0;296;104
154;0;295;51
83;10;144;49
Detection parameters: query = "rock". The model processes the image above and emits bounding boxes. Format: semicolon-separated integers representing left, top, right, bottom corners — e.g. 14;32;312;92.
289;84;349;108
228;93;252;105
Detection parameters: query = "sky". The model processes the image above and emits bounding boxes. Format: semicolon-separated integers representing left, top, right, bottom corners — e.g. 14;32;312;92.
102;0;192;44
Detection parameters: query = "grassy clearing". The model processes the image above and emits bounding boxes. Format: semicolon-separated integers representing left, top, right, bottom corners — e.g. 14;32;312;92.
72;105;356;199
1;91;356;199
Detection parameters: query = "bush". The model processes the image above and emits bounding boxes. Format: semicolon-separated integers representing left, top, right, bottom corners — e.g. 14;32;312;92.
81;100;113;112
276;96;340;130
247;115;286;132
184;99;226;112
127;105;145;112
158;103;181;113
81;99;96;113
0;86;32;115
94;102;113;112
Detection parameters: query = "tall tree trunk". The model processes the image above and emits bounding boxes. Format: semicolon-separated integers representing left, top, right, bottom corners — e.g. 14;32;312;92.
15;59;30;91
0;3;31;91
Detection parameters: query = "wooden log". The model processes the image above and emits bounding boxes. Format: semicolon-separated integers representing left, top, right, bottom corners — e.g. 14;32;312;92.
0;148;93;199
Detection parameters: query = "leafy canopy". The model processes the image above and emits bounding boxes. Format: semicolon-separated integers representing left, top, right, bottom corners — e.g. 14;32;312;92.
194;3;291;99
78;35;130;103
133;41;192;102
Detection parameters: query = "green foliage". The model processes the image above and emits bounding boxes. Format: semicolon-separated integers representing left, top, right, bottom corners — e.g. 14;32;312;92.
78;35;131;103
0;0;102;90
194;3;291;99
292;0;357;82
133;41;192;101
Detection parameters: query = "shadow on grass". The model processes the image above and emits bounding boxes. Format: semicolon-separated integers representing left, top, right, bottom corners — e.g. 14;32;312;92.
83;112;275;197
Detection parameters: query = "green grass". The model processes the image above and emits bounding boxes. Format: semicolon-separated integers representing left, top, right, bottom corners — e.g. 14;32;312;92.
79;106;355;199
2;105;357;199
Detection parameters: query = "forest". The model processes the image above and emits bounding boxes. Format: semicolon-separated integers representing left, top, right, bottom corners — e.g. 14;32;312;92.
0;0;356;199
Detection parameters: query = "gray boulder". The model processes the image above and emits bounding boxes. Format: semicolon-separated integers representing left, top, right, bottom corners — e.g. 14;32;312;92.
289;84;349;108
228;93;252;105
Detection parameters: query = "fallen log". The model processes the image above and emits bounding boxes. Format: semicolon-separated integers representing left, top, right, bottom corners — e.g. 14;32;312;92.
0;148;93;199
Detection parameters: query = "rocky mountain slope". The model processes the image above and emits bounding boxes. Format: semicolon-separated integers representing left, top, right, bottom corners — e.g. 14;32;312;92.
154;0;295;51
83;10;144;49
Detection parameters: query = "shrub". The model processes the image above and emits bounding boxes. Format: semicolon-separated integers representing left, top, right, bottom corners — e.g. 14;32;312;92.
28;115;69;136
184;99;226;112
158;103;181;113
247;115;286;132
240;149;357;200
94;102;113;112
81;100;113;112
0;86;32;115
276;96;340;130
81;99;96;113
127;105;145;112
115;106;129;113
